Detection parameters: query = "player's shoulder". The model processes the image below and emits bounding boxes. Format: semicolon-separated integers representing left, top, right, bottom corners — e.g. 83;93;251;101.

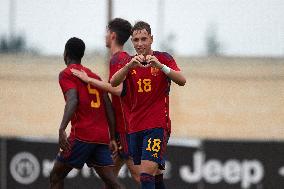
59;67;72;80
154;51;174;61
110;51;130;65
81;66;91;73
59;64;84;80
83;66;101;80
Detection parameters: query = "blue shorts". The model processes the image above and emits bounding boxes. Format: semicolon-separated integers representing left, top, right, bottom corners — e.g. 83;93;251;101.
56;138;114;169
129;128;169;170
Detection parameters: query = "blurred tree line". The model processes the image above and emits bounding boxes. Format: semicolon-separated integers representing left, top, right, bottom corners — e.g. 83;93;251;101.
0;35;25;53
0;35;39;54
0;23;223;56
205;23;223;56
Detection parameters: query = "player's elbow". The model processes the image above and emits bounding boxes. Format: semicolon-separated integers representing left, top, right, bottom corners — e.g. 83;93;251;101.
174;76;186;86
178;78;186;86
171;71;186;86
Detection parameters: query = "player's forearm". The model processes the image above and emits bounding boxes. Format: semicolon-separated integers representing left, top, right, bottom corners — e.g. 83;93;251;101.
110;64;130;87
166;70;186;86
103;93;116;140
59;89;78;131
88;78;122;96
59;98;78;131
159;64;186;86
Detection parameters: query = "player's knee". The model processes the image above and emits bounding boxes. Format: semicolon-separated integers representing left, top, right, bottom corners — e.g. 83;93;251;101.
140;160;158;175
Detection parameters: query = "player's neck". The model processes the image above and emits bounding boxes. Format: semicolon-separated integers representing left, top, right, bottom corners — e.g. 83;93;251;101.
110;45;123;56
66;59;81;66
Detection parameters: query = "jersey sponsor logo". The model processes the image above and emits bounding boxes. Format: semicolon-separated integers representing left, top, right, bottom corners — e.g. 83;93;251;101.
180;151;264;188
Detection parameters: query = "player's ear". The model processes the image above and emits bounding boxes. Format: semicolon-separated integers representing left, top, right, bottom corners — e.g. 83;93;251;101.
150;35;153;44
111;32;116;40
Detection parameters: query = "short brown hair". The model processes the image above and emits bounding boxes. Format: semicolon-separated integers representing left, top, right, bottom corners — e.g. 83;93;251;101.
131;21;151;35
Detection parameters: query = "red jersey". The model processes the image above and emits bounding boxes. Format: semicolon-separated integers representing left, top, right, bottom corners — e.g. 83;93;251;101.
109;51;132;133
126;51;180;134
59;64;110;144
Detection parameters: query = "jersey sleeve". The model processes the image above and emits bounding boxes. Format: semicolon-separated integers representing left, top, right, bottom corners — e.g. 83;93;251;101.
59;71;77;94
162;52;180;71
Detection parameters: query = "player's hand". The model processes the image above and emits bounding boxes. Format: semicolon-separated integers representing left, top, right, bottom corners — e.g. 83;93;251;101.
145;55;163;69
58;129;70;152
127;55;145;68
70;68;90;83
116;140;123;153
109;139;118;159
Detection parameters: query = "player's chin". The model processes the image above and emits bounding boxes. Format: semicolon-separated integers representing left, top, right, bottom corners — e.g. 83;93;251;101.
136;49;144;55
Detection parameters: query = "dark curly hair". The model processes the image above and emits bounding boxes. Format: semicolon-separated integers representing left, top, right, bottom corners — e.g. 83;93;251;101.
65;37;85;60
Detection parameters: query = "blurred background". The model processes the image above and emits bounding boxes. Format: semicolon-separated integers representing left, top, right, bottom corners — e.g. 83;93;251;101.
0;0;284;188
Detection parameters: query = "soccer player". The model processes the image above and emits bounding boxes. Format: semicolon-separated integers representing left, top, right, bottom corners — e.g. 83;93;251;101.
110;21;186;189
49;37;123;189
71;18;140;183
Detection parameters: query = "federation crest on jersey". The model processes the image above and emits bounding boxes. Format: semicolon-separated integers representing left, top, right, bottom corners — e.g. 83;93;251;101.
151;67;160;76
